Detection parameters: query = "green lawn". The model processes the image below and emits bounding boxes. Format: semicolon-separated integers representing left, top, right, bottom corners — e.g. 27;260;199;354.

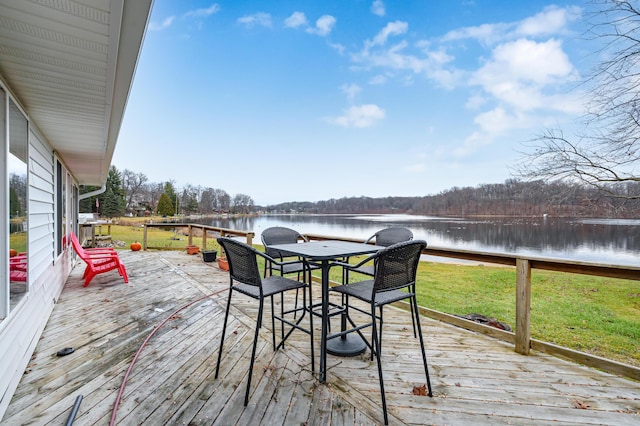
9;231;27;254
411;262;640;366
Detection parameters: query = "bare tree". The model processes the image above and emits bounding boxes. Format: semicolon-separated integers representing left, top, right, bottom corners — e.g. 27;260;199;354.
214;188;231;212
180;184;200;214
122;169;148;213
516;0;640;199
231;193;254;214
198;187;231;213
200;187;215;213
141;182;165;213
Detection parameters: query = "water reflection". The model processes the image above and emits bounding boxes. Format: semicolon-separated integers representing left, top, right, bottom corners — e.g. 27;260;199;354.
185;214;640;265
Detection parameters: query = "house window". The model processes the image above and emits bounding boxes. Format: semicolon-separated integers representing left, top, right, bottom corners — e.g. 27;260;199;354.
4;93;29;316
9;98;28;301
56;160;63;255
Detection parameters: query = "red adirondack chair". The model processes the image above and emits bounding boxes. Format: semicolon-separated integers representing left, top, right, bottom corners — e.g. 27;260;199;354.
9;254;27;282
70;232;129;287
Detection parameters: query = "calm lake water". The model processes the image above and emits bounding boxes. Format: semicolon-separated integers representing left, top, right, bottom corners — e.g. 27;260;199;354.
186;214;640;266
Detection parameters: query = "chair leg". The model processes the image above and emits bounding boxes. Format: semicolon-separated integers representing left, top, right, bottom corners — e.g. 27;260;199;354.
371;304;389;425
379;307;384;355
305;285;315;372
280;292;285;347
412;295;432;397
409;303;417;338
293;270;300;319
370;306;383;361
293;289;300;319
244;298;264;406
409;284;417;338
119;264;129;283
215;290;233;379
271;296;277;350
84;269;97;287
341;294;350;337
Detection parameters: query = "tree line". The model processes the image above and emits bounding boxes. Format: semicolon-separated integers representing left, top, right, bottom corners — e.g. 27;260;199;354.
263;179;640;218
80;166;640;219
79;165;255;218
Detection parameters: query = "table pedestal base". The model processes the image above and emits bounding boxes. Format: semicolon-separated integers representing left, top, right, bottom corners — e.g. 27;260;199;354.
326;334;367;356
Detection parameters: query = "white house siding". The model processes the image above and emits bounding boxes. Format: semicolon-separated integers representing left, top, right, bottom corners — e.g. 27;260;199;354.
28;129;57;287
0;126;73;417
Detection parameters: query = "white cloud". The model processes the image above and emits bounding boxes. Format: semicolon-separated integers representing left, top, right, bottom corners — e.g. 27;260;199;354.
286;12;335;37
441;6;583;158
184;4;221;19
284;11;307;28
470;38;578;111
474;107;515;134
330;43;346;55
370;21;408;48
465;94;486;110
351;6;579;93
515;5;581;37
454;36;581;157
341;83;362;102
329;104;385;128
442;22;512;45
369;74;387;85
149;4;220;32
341;5;583;158
306;15;336;36
350;21;466;89
453;107;534;157
149;16;175;31
354;37;460;89
371;1;385;17
441;5;581;45
453;131;491;157
238;12;272;28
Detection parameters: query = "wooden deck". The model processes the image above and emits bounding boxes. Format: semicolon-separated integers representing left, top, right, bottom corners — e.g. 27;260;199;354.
3;250;639;425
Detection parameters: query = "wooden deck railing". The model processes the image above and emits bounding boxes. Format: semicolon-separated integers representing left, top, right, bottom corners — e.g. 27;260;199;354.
142;223;254;251
79;222;112;247
303;233;640;381
140;224;640;380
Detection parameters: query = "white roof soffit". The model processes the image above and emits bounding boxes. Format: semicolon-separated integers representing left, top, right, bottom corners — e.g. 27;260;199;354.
0;0;153;185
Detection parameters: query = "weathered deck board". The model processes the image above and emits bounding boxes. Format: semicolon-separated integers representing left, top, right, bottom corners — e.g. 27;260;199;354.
3;250;639;425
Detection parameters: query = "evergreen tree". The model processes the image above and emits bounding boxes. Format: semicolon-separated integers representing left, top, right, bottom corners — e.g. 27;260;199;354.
9;187;22;217
79;185;100;213
106;166;125;199
9;173;26;216
157;192;174;216
163;181;177;213
101;185;125;218
98;166;125;217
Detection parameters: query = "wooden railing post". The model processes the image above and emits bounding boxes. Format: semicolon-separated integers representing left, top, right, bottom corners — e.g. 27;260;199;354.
515;258;531;355
202;227;208;250
246;232;254;246
187;225;193;246
143;225;148;250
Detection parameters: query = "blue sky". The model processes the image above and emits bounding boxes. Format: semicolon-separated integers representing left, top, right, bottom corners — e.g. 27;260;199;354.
115;0;593;206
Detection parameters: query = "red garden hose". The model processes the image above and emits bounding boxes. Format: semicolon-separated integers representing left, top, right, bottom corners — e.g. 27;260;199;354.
109;288;228;425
